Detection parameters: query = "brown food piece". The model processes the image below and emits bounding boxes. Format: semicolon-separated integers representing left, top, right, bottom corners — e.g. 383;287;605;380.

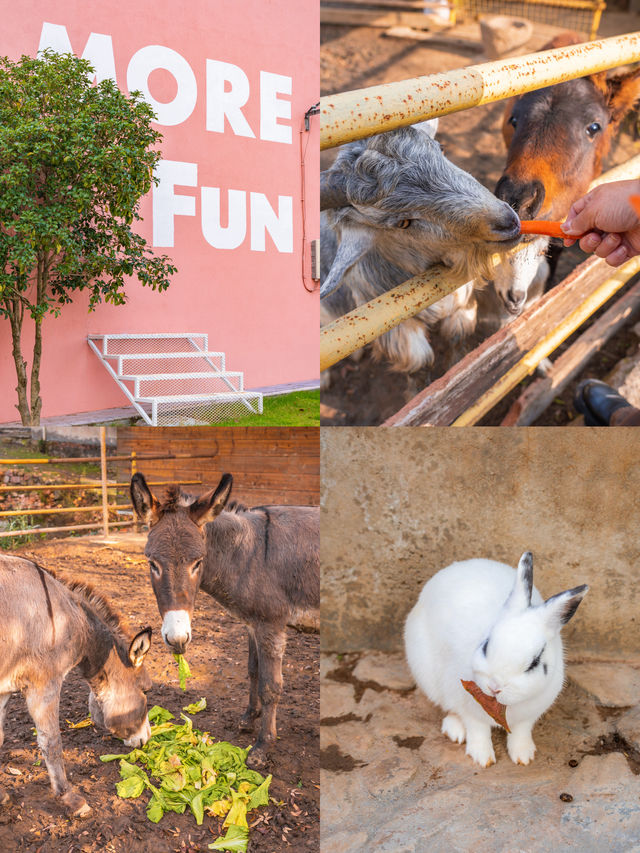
461;679;510;732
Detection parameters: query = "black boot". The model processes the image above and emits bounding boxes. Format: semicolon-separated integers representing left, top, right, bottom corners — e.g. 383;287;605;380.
574;379;632;427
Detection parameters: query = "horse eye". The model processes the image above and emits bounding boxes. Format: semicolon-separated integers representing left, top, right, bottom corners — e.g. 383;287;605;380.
508;115;517;128
149;561;161;578
397;219;411;229
586;122;602;138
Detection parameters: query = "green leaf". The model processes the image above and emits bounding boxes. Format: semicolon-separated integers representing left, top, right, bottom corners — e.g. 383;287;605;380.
174;654;192;690
247;774;272;810
116;774;145;799
146;794;165;823
148;705;175;724
208;825;249;852
183;697;207;714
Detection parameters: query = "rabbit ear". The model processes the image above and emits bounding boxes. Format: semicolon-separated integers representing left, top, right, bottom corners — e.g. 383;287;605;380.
543;585;589;632
505;551;534;612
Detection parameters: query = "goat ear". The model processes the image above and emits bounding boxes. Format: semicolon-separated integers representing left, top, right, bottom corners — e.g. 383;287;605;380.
130;473;161;527
189;473;233;527
543;585;588;633
320;227;374;299
129;627;152;667
413;118;439;138
321;169;349;211
605;66;640;125
505;551;534;612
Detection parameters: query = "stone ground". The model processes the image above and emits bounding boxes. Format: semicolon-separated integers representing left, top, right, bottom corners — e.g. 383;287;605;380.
321;651;640;852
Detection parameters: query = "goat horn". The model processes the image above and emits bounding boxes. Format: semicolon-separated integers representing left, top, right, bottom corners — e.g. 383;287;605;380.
320;171;349;210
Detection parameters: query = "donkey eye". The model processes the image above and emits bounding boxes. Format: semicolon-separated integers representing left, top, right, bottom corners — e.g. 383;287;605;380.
508;115;517;128
189;559;203;575
397;219;412;229
149;561;161;578
586;122;602;138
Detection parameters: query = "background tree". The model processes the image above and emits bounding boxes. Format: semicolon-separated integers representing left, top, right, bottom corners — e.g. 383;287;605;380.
0;50;177;425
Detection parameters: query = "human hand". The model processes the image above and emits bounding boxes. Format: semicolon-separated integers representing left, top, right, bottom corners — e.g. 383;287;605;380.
561;179;640;267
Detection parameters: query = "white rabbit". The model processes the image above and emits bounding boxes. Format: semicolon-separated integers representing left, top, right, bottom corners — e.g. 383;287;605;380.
404;551;588;767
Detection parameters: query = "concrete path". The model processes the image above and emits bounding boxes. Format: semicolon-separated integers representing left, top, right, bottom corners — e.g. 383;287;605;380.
321;651;640;853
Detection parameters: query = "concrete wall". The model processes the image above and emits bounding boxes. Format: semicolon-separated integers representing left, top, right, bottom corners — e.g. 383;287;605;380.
321;427;640;656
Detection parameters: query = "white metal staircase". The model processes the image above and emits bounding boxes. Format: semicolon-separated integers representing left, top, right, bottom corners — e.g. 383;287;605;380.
87;333;263;425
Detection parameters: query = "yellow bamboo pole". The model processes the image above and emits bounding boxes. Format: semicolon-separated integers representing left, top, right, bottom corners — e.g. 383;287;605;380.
0;520;134;539
0;504;133;518
320;154;640;372
321;31;640;148
100;427;109;537
0;480;200;492
452;255;640;426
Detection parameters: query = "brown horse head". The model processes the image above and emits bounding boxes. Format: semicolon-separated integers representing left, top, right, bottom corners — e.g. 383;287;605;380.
130;472;233;654
496;34;640;221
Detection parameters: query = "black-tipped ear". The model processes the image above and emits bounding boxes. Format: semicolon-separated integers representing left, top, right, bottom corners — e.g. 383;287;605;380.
129;627;152;667
189;473;233;528
130;473;160;526
506;551;534;612
544;585;589;632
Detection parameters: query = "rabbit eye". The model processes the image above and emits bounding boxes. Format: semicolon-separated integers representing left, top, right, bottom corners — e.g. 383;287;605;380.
526;646;545;672
481;638;489;656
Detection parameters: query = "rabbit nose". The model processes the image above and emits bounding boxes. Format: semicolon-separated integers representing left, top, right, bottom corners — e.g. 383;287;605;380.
488;682;502;697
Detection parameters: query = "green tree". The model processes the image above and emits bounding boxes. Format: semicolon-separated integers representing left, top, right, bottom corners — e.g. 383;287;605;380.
0;50;177;425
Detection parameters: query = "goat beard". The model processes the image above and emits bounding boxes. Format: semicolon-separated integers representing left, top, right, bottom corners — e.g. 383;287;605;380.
441;241;504;286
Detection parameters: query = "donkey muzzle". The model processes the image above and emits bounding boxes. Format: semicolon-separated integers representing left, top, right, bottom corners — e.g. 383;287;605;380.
124;715;151;748
161;609;192;653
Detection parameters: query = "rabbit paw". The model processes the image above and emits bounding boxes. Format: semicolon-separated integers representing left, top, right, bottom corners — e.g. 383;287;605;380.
465;733;496;767
442;713;466;744
507;730;536;765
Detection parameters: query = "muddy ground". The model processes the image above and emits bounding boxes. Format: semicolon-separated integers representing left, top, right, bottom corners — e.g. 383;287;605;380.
320;12;640;426
0;535;319;853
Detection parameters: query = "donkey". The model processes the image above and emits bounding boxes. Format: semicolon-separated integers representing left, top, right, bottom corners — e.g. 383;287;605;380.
0;554;152;818
491;32;640;314
130;472;320;769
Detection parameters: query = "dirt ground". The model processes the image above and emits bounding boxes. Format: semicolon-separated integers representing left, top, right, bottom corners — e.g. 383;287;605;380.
321;650;640;852
320;12;640;426
0;534;319;853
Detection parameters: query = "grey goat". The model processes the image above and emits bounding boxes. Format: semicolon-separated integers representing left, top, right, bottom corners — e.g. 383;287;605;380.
321;122;521;374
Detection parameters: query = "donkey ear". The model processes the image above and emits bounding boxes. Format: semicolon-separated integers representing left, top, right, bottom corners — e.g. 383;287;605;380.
130;473;161;526
320;227;374;299
189;473;234;527
129;627;152;667
605;66;640;125
543;585;589;633
505;551;534;612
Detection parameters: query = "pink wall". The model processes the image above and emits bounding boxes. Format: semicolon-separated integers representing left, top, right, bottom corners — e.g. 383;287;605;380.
0;0;319;421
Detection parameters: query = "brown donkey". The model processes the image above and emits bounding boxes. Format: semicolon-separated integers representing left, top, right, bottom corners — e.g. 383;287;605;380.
130;472;320;768
0;554;152;818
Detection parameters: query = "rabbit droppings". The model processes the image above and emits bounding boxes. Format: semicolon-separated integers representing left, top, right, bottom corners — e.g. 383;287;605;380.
404;551;588;768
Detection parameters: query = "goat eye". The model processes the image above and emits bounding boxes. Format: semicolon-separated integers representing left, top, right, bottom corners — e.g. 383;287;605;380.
149;561;161;578
586;122;602;138
508;115;517;128
397;219;411;229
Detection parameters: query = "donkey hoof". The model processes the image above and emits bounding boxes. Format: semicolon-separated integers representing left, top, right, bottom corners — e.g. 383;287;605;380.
62;790;92;819
238;713;257;733
246;745;269;769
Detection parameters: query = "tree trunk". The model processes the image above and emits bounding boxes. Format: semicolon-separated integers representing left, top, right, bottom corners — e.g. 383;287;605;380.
6;295;31;425
29;254;48;425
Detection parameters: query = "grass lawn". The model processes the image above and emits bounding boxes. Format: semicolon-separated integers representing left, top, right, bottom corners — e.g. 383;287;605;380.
213;389;319;426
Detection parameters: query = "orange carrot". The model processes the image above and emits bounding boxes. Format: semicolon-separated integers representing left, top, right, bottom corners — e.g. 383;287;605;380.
630;195;640;217
461;679;510;732
519;220;566;239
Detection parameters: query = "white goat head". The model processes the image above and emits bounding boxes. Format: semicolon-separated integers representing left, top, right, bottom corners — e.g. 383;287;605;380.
320;123;521;301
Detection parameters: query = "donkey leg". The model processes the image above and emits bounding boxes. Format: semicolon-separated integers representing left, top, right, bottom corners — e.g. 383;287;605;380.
25;684;91;818
0;693;11;806
246;625;287;769
239;629;261;732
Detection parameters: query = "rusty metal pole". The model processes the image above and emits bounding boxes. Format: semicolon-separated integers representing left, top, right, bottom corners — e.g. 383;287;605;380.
100;427;109;538
321;32;640;149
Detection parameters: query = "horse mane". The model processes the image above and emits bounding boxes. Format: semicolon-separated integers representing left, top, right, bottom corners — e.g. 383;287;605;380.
34;561;128;640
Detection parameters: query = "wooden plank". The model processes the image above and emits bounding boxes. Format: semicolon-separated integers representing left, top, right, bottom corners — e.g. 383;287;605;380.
323;0;445;9
501;280;640;426
320;8;451;28
383;255;614;426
